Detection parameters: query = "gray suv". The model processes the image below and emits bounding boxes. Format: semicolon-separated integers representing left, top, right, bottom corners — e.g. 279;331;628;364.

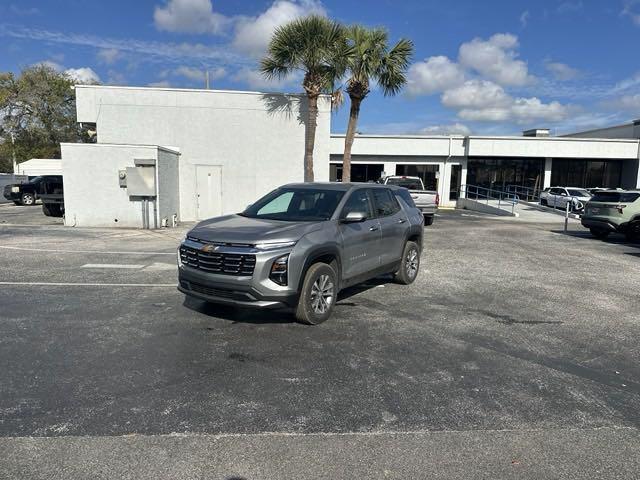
178;183;424;324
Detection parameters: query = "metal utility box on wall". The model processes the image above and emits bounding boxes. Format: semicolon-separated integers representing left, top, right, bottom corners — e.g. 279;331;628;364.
126;165;156;197
60;143;180;228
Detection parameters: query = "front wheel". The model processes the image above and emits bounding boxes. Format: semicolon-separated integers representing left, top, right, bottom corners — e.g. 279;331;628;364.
295;263;337;325
590;228;610;239
540;199;548;206
20;193;35;206
395;241;420;285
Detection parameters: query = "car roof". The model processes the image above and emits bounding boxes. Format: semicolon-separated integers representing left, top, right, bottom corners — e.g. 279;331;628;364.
282;182;394;191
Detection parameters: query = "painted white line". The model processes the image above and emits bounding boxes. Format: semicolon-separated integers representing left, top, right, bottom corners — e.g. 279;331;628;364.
0;282;177;287
0;245;177;256
81;264;145;269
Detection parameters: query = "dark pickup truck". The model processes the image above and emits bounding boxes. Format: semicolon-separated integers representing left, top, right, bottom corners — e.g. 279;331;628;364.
3;175;64;216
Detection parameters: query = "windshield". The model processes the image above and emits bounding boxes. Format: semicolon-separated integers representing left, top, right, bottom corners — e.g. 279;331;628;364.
386;177;423;190
567;189;591;197
241;187;346;221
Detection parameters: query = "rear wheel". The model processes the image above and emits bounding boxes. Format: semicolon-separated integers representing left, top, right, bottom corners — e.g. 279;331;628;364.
20;193;35;206
540;199;548;206
590;228;610;239
423;214;434;226
394;241;420;285
295;263;337;325
625;223;640;243
42;203;52;216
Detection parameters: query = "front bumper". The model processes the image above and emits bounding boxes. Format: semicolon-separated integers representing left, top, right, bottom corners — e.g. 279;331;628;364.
178;265;298;309
3;191;19;201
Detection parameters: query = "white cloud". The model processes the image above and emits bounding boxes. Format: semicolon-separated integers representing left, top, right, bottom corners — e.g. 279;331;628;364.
441;79;568;124
148;80;172;88
519;10;530;28
64;67;100;84
458;33;532;86
174;65;226;83
154;0;231;34
406;56;465;96
441;80;511;109
97;48;120;64
544;61;580;81
557;1;583;14
232;0;326;57
232;67;297;91
608;94;640;111
622;0;640;25
34;60;63;71
419;123;471;136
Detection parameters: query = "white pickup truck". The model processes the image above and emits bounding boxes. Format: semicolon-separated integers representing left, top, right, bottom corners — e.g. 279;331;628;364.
380;176;439;225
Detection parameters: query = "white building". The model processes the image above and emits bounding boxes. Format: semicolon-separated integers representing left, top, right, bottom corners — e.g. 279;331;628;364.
15;158;63;177
61;84;640;226
62;85;331;228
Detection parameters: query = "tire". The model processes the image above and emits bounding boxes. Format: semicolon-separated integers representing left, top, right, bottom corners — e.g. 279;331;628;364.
295;263;337;325
44;203;63;217
625;223;640;243
540;199;548;206
20;193;35;206
423;214;434;226
42;203;52;216
590;228;610;240
394;241;420;285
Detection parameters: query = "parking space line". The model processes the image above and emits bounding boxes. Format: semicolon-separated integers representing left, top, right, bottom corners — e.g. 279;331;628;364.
0;282;177;287
0;245;177;256
81;264;145;269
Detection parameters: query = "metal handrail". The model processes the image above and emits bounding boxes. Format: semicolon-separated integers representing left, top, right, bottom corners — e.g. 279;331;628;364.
505;184;542;202
460;184;519;215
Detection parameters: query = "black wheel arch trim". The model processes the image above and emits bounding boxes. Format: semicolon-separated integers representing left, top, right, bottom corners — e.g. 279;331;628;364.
297;245;343;293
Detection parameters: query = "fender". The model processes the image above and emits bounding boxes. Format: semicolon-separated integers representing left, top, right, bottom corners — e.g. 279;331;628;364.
297;244;343;293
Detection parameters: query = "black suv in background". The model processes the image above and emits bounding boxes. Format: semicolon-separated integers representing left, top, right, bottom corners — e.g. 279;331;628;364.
3;175;62;206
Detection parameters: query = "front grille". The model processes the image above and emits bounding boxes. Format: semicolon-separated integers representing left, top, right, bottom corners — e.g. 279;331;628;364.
179;245;256;276
181;280;251;301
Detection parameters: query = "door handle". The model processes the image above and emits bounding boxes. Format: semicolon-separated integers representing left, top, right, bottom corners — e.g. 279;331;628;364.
398;219;406;224
369;226;379;231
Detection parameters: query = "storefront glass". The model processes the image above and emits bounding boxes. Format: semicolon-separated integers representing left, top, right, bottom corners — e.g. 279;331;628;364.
466;158;545;193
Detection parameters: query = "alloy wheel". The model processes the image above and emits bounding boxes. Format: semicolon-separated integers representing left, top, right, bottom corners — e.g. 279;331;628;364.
310;274;334;314
405;248;419;279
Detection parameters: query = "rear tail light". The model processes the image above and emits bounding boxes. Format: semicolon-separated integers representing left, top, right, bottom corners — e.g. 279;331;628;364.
435;193;440;207
617;205;627;214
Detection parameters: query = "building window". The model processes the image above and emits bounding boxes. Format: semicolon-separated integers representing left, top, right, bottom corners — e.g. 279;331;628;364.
550;159;622;188
395;164;439;190
467;158;545;194
330;163;384;182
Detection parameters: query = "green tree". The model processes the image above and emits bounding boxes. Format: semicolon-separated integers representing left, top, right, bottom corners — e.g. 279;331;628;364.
261;15;350;182
0;65;92;173
341;26;413;182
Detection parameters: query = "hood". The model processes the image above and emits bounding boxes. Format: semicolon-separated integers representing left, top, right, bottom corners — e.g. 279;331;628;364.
187;214;325;245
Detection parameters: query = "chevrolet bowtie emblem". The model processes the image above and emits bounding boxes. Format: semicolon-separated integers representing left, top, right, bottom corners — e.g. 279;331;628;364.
201;244;219;253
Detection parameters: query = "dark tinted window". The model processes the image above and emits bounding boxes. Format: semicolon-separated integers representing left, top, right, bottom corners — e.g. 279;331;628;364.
394;188;416;208
242;188;345;221
370;188;400;217
591;192;640;203
340;189;372;218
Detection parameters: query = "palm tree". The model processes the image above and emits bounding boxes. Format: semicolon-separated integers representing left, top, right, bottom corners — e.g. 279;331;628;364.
342;26;413;182
261;16;350;182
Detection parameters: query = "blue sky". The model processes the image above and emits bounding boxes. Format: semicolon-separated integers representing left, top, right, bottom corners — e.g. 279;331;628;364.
1;0;639;135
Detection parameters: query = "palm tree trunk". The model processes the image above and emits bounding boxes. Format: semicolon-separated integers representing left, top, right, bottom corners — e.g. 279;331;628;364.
304;93;319;182
342;95;362;183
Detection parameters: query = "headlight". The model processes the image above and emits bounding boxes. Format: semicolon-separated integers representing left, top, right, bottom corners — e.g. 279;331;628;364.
11;186;20;193
177;245;184;267
269;254;289;286
255;241;296;251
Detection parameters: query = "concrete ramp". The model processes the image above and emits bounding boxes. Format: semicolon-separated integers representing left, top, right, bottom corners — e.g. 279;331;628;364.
457;198;518;217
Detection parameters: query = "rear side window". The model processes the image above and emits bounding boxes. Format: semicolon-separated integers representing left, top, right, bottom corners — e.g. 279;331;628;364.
370;188;401;217
591;192;640;203
394;188;416;208
340;189;372;218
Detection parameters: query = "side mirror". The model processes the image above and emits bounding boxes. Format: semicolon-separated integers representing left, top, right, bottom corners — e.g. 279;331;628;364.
341;211;367;223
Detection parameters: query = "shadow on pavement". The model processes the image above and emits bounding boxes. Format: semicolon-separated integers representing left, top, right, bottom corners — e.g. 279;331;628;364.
550;229;640;249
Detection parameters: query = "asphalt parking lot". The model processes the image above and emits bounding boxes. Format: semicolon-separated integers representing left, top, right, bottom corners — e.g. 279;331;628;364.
1;204;639;479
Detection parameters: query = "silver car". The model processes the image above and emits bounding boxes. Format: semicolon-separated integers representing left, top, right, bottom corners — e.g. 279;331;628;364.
540;187;592;212
178;183;424;324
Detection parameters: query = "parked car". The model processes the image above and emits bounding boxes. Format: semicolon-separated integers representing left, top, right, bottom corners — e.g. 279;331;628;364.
581;190;640;241
178;183;424;325
540;186;592;212
2;175;62;206
379;175;439;225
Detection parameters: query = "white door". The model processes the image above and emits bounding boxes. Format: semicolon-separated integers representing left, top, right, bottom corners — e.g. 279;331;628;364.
195;165;222;220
